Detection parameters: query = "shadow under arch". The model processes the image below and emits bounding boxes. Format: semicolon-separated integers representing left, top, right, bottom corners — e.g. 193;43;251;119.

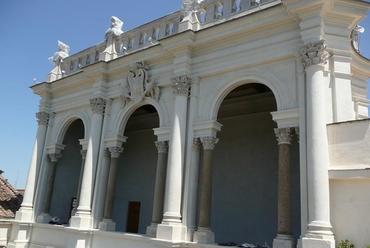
209;76;282;122
113;99;165;139
49;118;85;224
111;104;161;234
56;114;89;145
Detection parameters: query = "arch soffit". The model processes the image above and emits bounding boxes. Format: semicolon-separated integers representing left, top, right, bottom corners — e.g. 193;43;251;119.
208;71;294;121
54;111;90;145
111;98;166;138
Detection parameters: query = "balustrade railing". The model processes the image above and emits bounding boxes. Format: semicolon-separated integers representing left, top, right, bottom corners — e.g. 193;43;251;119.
55;0;279;79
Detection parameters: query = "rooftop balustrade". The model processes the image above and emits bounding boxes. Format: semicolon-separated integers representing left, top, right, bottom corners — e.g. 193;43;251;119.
49;0;281;81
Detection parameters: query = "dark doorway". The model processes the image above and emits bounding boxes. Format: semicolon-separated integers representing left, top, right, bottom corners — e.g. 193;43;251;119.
126;201;141;233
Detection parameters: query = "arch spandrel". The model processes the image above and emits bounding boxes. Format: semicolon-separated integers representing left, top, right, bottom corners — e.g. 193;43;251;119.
197;69;298;122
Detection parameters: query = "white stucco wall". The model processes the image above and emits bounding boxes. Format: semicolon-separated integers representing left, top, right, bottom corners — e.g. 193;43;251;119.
330;179;370;248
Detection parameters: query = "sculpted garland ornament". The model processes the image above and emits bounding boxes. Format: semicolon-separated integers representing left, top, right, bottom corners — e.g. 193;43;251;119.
300;40;330;68
121;61;160;107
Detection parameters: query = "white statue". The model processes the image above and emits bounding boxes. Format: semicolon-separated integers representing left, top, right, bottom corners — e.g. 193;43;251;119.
50;41;70;67
180;0;203;30
352;25;365;52
47;41;70;82
101;16;124;61
105;16;124;39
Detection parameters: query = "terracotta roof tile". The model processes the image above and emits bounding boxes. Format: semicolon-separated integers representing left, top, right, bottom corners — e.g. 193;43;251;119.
0;172;23;219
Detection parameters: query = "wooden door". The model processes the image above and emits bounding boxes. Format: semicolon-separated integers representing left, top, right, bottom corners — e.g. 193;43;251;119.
126;201;141;233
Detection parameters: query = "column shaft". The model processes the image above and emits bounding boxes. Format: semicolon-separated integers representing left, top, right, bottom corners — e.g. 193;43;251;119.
17;112;49;221
306;65;332;231
70;98;106;228
151;141;168;224
198;149;214;228
43;161;58;214
103;156;119;219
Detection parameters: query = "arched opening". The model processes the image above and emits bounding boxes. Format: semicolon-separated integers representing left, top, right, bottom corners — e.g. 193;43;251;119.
111;105;160;234
49;119;85;224
210;83;300;246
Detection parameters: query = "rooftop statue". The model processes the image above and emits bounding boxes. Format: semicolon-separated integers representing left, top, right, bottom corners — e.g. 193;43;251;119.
180;0;203;31
352;25;365;52
101;16;124;61
47;41;70;82
50;41;70;67
105;16;124;39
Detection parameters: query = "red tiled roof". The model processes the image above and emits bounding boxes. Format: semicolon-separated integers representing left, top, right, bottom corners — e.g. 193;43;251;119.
0;172;23;219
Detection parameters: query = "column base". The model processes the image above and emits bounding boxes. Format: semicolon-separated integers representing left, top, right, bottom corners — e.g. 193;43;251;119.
193;227;215;244
146;223;159;237
69;211;93;229
273;234;295;248
98;219;116;232
36;212;52;224
156;222;186;242
301;222;335;248
15;207;34;223
301;236;335;248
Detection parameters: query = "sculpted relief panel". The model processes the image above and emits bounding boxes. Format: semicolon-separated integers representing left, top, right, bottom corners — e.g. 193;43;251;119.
120;61;160;107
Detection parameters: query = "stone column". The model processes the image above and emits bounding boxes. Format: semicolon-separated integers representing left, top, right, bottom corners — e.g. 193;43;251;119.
186;138;202;240
147;141;169;237
99;146;123;231
70;97;106;229
273;128;294;248
194;136;218;244
156;75;191;241
300;40;335;247
16;112;49;222
44;153;61;212
76;148;87;206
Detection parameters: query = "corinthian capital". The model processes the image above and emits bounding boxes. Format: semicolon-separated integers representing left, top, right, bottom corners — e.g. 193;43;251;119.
36;112;50;126
274;128;293;145
155;141;169;153
200;136;219;150
300;40;330;68
172;75;191;96
90;97;107;115
108;146;124;158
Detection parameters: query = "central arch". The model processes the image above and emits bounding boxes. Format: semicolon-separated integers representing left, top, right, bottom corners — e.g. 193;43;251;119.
111;104;161;234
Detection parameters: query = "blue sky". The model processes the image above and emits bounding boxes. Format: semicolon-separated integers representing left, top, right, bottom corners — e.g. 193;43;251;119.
0;1;369;189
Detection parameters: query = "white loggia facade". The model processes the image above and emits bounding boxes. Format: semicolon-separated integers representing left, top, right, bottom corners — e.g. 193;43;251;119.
6;0;370;248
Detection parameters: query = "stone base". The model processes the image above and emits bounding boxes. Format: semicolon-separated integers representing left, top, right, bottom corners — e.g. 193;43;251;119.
273;234;295;248
146;223;158;237
69;212;93;229
15;207;34;223
156;222;186;242
98;219;116;232
36;212;52;224
301;236;335;248
193;228;215;244
7;223;32;248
